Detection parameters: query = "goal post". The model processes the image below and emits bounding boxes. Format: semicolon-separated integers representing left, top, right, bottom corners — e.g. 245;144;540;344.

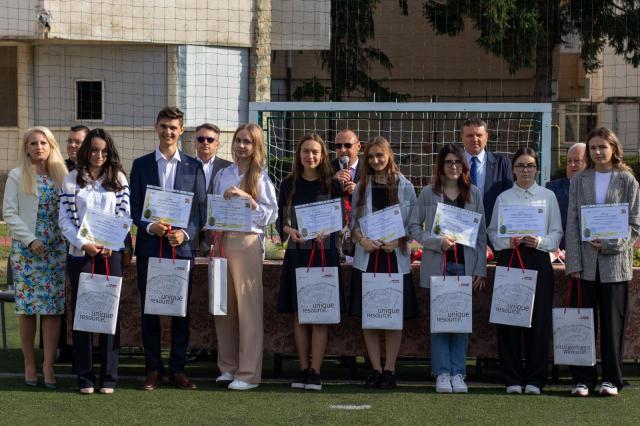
249;102;553;194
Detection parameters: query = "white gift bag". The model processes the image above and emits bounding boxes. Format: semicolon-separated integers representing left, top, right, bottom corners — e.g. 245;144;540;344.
361;272;404;330
552;307;596;366
73;272;122;335
144;257;190;317
430;275;473;333
295;266;341;324
489;265;537;328
208;257;228;315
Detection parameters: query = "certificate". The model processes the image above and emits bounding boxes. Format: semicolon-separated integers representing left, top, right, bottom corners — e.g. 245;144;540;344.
77;209;132;251
431;203;482;247
142;185;193;229
358;204;406;243
204;194;252;232
580;203;629;241
294;199;343;241
497;204;546;237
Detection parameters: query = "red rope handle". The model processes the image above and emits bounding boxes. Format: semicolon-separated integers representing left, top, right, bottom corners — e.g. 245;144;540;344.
563;277;583;313
441;248;447;280
104;256;110;281
319;238;326;272
209;233;225;259
453;242;460;281
306;239;317;272
374;249;380;277
507;238;526;273
91;256;95;278
386;251;392;277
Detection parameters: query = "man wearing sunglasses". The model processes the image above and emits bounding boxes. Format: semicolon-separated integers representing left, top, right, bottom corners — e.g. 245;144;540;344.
194;123;232;256
331;129;362;197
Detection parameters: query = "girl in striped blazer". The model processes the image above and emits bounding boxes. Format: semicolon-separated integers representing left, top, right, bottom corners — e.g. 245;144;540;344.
59;128;130;394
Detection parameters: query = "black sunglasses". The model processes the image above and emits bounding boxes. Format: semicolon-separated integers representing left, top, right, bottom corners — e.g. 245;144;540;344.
196;136;217;144
335;143;354;149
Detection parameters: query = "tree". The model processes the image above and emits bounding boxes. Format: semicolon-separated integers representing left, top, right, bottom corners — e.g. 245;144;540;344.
294;0;409;101
423;1;640;102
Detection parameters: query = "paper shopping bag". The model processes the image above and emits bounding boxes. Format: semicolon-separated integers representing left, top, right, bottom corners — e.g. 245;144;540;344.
295;266;341;324
208;257;228;315
361;272;404;330
430;275;473;333
489;265;537;328
73;272;122;335
144;257;190;317
552;308;596;366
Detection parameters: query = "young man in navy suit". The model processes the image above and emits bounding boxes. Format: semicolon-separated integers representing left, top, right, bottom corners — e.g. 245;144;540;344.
130;107;206;391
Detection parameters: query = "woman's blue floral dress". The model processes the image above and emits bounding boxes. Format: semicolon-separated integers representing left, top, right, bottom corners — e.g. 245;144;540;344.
10;175;66;315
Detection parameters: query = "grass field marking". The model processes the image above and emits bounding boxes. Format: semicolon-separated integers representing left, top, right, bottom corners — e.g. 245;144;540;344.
329;404;371;410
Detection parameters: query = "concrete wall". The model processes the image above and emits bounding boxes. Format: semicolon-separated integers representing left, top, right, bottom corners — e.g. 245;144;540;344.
271;0;329;50
0;0;40;38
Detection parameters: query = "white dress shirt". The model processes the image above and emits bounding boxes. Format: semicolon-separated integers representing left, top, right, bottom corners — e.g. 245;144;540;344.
155;147;181;190
464;148;487;194
213;163;278;238
348;158;359;180
487;181;563;252
198;155;217;189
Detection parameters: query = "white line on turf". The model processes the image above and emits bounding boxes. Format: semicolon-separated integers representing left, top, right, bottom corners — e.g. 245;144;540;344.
329;405;371;410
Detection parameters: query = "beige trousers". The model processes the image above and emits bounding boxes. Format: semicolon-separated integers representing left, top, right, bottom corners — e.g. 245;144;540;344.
215;232;264;384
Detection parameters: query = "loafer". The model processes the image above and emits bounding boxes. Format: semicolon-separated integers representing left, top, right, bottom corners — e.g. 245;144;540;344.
169;372;197;390
140;371;163;391
228;379;259;391
216;372;234;386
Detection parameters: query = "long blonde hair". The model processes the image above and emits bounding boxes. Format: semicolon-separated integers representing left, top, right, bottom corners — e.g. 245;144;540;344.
19;127;68;195
231;123;266;200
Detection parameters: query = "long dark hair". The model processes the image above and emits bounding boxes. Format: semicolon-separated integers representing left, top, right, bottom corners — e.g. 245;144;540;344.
76;128;126;191
431;144;471;202
283;133;333;218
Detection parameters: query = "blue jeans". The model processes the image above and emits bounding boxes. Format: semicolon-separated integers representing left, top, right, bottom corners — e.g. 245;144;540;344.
431;262;469;377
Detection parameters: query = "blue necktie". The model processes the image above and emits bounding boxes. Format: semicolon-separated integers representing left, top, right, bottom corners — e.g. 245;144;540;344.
470;156;479;186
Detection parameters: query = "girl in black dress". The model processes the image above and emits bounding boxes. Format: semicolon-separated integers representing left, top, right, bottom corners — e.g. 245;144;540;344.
349;136;418;389
277;133;343;391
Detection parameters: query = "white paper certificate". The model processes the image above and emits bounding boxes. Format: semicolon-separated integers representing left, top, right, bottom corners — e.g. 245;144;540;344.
77;209;132;251
358;204;406;243
497;204;546;237
204;194;252;232
431;203;482;247
295;199;343;240
142;185;193;229
581;203;629;241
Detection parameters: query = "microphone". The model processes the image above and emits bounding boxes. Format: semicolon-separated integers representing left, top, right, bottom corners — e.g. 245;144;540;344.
340;155;350;170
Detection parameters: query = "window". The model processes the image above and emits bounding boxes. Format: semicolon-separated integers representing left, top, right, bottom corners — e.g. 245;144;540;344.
564;103;596;145
76;80;103;121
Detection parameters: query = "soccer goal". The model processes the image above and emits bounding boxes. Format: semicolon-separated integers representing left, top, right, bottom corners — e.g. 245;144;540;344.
249;102;552;193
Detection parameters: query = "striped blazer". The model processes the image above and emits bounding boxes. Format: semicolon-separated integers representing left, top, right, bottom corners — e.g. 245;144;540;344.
59;169;130;256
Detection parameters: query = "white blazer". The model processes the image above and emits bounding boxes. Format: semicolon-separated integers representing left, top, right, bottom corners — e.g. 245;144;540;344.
2;168;40;247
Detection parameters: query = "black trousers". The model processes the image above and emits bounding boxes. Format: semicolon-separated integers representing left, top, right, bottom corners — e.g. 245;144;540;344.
137;255;194;374
570;268;629;390
495;247;554;388
68;253;123;389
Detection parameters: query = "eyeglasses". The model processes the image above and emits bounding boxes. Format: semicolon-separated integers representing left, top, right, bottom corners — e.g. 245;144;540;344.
196;136;217;144
567;159;584;166
444;160;463;168
514;164;537;171
335;143;354;149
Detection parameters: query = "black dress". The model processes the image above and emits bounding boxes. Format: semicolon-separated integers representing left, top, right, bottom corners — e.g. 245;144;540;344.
349;183;418;319
276;176;345;313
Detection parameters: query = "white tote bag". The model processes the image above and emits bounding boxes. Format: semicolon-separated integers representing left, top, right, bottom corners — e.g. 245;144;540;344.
430;275;473;333
208;256;228;316
144;256;190;317
552;279;596;366
295;266;341;324
361;271;404;330
73;271;122;335
489;265;537;328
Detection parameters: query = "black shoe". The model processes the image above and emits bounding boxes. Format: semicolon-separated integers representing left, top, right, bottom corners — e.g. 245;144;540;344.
291;368;309;389
305;369;322;391
365;370;382;389
379;370;397;390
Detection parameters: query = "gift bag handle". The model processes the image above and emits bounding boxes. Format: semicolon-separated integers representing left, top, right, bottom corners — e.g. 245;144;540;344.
507;238;526;273
305;239;326;272
441;242;460;281
209;233;225;260
158;224;177;264
90;256;111;281
563;277;582;314
373;249;392;278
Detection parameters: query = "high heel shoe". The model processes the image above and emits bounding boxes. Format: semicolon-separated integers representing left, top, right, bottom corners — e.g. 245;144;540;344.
42;363;57;390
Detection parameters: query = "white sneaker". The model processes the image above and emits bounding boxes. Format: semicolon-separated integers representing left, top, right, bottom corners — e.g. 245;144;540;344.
216;372;234;385
524;384;541;395
450;374;468;393
571;383;589;397
506;385;522;394
599;382;619;397
435;374;452;393
228;379;259;391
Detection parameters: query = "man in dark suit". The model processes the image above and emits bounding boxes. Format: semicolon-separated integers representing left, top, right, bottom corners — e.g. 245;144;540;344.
545;142;586;249
461;118;513;226
130;107;206;391
331;129;362;198
64;125;89;171
194;122;232;256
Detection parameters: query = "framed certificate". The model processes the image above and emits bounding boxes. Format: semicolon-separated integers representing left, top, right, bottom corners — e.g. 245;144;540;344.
77;209;132;251
142;185;193;229
431;203;482;247
295;199;343;241
204;194;252;232
359;204;406;243
580;203;629;241
497;204;546;238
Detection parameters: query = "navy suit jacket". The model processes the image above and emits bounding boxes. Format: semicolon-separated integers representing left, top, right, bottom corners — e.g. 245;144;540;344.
206;157;233;194
482;150;514;226
545;177;569;249
130;150;206;258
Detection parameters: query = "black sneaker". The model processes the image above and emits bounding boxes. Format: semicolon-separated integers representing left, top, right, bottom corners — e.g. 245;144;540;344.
291;368;309;389
379;370;397;390
305;369;322;391
365;370;382;389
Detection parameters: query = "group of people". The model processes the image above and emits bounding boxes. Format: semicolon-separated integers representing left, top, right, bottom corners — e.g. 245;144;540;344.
2;109;638;398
